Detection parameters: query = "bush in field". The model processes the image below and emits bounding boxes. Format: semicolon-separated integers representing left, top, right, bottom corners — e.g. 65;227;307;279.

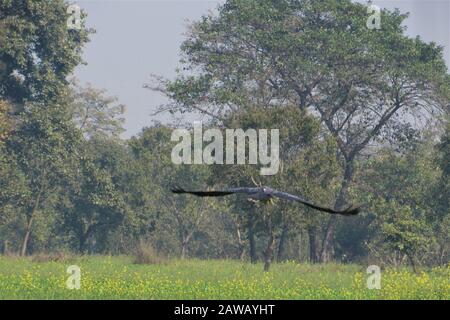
133;240;166;265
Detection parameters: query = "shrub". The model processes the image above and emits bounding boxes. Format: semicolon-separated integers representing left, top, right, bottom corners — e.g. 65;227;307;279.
133;240;166;265
31;252;74;263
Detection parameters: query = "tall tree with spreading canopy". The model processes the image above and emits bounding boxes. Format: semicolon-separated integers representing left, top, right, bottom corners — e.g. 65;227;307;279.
0;0;92;255
152;0;450;262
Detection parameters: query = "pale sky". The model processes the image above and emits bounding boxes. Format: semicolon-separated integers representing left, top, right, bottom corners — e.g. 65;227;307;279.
74;0;450;138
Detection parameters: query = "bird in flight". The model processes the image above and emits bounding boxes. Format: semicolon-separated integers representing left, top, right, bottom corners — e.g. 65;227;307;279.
171;186;360;216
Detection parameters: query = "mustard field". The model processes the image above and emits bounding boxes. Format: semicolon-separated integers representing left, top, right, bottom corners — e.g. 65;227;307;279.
0;256;448;300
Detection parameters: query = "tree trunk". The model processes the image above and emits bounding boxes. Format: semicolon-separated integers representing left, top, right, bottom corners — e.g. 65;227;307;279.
181;241;188;259
263;234;275;272
263;220;275;272
320;216;336;263
180;232;192;259
79;223;96;254
297;232;302;261
236;226;245;261
20;215;34;257
79;235;86;253
407;253;418;274
277;224;288;262
248;214;257;263
320;162;354;263
20;189;44;257
3;240;9;255
308;227;318;263
79;231;91;254
439;244;446;266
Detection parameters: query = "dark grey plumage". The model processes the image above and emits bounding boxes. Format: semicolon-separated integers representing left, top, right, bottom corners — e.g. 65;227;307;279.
171;186;360;216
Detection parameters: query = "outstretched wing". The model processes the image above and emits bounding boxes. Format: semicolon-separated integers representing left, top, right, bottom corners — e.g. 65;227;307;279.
271;190;360;216
171;186;260;198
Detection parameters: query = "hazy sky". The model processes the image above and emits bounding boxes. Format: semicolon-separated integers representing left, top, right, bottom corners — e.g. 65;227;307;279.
74;0;450;138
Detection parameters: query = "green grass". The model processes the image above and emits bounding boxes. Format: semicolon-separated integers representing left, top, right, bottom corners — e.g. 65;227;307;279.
0;256;448;299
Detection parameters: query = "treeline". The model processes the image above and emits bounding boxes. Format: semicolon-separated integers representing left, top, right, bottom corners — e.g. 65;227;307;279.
1;96;448;267
0;0;449;268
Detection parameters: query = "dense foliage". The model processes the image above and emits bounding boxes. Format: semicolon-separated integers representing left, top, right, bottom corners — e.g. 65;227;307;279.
0;0;448;270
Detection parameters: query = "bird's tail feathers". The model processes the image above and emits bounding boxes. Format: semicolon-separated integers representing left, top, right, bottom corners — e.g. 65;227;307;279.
171;186;186;194
342;205;360;216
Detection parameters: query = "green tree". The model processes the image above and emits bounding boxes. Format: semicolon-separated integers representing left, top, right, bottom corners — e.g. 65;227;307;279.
70;81;126;140
0;0;91;104
129;125;214;259
207;106;340;269
6;104;82;256
61;143;127;253
433;120;450;265
0;143;27;254
359;141;441;269
153;0;450;262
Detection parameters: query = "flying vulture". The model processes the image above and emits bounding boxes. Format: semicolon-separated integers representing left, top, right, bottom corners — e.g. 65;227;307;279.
171;186;360;216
